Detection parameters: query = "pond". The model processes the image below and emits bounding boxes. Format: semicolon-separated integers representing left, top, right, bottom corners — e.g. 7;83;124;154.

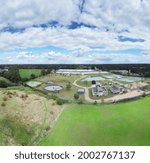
102;73;143;83
103;74;123;79
118;77;143;83
82;76;105;82
26;81;42;87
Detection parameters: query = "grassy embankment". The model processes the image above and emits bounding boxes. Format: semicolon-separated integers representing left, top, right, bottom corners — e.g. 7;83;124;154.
0;90;61;146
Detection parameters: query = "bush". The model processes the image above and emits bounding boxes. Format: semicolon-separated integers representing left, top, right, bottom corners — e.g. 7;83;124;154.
49;94;57;100
94;101;97;105
66;82;71;90
77;99;83;104
7;91;13;95
21;78;29;82
92;80;96;85
0;80;8;88
56;98;64;105
46;126;51;131
30;74;36;79
142;92;146;97
41;69;47;76
1;102;6;107
21;94;25;98
50;111;54;114
3;96;8;101
74;93;79;100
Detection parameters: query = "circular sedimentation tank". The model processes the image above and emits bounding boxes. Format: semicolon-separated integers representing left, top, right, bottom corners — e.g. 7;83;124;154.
44;85;63;92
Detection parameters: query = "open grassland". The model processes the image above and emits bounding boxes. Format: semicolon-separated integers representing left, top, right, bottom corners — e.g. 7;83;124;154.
36;74;84;100
19;69;41;79
40;96;150;146
0;90;62;146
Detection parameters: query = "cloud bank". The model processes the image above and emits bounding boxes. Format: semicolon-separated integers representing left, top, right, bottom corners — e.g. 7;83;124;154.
0;0;150;64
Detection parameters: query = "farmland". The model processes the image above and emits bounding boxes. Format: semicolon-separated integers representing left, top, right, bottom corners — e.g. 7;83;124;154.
19;69;41;79
40;96;150;146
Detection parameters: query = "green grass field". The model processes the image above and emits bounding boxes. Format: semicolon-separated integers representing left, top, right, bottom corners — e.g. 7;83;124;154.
19;69;41;79
40;96;150;146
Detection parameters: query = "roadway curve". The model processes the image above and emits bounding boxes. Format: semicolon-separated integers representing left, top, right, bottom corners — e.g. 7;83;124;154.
73;76;147;104
73;77;102;103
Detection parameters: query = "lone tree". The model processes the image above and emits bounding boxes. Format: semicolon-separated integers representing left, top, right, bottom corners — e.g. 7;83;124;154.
74;93;79;100
94;100;97;105
30;74;36;79
92;80;96;85
41;69;47;76
66;82;71;90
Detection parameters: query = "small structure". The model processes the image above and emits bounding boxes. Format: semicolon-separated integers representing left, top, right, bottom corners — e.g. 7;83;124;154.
47;81;54;85
82;76;105;82
92;82;108;97
110;82;127;94
56;69;101;75
104;80;109;85
77;88;85;95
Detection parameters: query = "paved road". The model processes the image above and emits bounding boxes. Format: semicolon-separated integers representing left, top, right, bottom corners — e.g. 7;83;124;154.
73;77;146;104
73;77;102;103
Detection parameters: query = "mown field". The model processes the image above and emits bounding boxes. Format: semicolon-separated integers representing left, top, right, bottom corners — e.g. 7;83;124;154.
40;96;150;146
19;69;41;79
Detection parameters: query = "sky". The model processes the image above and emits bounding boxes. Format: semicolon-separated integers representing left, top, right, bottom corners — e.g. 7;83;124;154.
0;0;150;64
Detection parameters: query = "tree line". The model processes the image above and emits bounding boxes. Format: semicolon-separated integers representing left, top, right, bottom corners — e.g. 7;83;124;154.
0;64;150;78
0;66;54;87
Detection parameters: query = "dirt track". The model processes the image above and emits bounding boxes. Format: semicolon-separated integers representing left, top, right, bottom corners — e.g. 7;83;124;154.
73;77;102;103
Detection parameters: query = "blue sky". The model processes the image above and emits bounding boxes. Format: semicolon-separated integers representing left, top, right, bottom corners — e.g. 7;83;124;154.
0;0;150;64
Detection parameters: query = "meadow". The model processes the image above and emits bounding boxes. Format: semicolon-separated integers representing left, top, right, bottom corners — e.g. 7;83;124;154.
19;69;41;79
40;96;150;146
0;89;62;145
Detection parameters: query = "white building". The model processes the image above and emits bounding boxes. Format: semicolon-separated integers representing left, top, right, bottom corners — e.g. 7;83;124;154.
92;82;108;97
56;69;100;75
